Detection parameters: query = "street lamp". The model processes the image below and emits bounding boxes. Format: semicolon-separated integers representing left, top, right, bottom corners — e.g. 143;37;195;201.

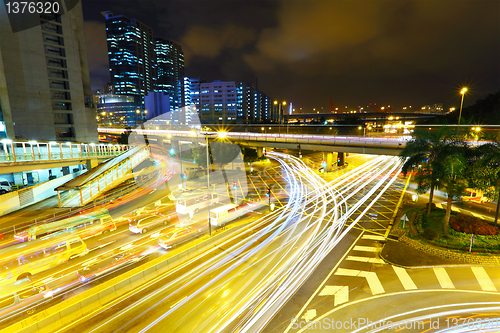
457;87;468;131
358;126;366;136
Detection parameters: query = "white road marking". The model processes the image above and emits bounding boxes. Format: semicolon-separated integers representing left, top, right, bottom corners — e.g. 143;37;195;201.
346;256;385;264
393;266;417;290
89;241;116;252
319;285;349;306
471;267;497;292
359;271;385;295
353;246;380;252
302;309;316;321
362;235;385;241
335;268;384;295
433;267;455;289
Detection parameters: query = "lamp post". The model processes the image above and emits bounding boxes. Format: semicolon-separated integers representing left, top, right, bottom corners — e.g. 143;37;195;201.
457;87;468;131
205;132;211;236
358;126;366;136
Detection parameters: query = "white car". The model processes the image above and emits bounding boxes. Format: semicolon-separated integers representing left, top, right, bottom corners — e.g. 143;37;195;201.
129;215;169;234
0;179;12;194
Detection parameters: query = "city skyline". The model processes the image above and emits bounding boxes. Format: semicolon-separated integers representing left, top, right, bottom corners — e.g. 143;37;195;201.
82;0;500;112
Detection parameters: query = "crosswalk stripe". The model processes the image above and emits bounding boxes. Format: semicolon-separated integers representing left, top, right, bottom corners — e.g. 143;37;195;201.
362;235;385;241
353;246;380;252
433;267;455;289
347;256;385;264
335;268;385;295
451;206;460;212
435;203;443;209
359;271;385;295
471;267;497;291
393;266;417;290
335;268;360;276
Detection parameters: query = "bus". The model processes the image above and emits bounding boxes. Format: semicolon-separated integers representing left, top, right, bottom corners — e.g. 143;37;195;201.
15;208;116;242
462;188;489;203
0;231;88;284
175;192;219;215
209;202;257;227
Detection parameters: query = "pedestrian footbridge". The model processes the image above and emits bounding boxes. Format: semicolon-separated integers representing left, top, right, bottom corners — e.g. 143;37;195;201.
55;146;150;207
0;139;129;174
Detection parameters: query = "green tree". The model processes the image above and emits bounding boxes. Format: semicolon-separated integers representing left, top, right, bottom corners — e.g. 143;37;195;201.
117;127;132;144
400;127;458;217
440;154;469;235
476;138;500;224
192;146;208;169
191;141;241;170
210;141;240;168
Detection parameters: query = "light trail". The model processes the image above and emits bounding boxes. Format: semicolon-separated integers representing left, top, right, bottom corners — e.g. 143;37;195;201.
108;153;403;333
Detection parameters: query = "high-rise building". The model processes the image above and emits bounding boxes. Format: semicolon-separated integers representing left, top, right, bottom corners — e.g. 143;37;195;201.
155;38;184;111
0;3;97;141
102;11;156;103
188;79;273;124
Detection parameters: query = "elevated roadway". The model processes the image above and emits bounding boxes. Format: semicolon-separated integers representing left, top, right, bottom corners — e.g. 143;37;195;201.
99;128;407;156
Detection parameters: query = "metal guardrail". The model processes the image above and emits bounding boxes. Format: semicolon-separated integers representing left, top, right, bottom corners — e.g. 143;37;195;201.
0;140;130;164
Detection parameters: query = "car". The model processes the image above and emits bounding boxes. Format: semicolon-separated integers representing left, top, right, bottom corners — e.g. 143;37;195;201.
129;215;169;234
0;278;51;319
0;179;12;194
158;227;198;250
77;252;149;283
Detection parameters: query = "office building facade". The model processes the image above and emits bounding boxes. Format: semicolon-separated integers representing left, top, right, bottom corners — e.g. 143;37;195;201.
185;79;273;124
0;2;97;142
155;38;184;111
102;11;156;103
96;93;140;127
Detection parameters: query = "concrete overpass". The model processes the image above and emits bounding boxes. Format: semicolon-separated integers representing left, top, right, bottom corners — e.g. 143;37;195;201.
99;128;407;156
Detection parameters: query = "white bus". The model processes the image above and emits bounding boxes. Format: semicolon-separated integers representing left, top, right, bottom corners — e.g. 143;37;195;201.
209;202;257;226
175;192;219;215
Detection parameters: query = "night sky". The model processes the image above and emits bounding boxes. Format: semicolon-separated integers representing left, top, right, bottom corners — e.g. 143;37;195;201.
82;0;500;113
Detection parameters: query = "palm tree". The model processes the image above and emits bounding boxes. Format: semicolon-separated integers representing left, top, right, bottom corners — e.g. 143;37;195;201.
476;137;500;224
440;154;469;235
400;127;458;217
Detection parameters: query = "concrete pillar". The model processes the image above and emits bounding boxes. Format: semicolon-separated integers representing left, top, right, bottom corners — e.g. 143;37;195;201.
323;151;334;171
337;152;345;166
86;158;98;170
257;148;264;158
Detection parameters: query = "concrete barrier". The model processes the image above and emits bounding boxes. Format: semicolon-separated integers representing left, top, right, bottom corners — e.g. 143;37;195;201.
0;171;85;217
2;221;250;333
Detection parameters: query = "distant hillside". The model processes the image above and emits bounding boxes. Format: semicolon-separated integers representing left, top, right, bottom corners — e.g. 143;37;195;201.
435;90;500;125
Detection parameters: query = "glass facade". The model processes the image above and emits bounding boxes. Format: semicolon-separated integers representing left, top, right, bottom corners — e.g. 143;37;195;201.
104;13;156;102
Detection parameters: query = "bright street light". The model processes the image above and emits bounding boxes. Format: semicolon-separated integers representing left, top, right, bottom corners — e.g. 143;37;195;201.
457;87;468;130
218;131;227;139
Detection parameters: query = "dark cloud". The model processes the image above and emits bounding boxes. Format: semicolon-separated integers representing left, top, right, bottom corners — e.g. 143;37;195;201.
82;0;500;111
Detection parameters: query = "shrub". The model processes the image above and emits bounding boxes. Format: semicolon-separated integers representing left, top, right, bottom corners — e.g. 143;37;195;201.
423;228;439;240
450;214;499;235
